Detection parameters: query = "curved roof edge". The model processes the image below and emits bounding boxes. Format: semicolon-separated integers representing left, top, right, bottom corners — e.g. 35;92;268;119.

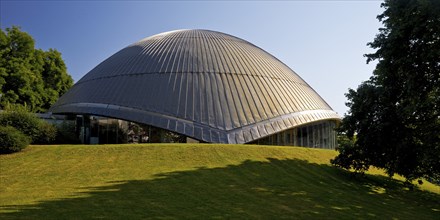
51;102;340;144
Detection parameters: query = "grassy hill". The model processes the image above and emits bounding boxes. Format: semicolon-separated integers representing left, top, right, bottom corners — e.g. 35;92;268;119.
0;144;439;219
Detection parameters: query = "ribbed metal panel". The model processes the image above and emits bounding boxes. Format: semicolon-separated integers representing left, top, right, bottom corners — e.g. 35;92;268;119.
50;29;340;144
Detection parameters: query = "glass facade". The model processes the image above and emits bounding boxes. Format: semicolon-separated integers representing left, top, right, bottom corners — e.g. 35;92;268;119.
249;121;338;149
74;115;337;149
76;115;186;144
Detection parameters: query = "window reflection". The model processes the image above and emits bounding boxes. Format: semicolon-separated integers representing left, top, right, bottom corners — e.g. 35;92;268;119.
250;121;337;149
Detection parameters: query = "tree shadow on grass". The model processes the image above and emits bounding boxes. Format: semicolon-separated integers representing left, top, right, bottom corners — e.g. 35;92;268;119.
1;158;439;219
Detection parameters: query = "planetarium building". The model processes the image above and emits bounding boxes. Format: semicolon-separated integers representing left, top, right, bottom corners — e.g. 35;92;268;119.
50;29;340;148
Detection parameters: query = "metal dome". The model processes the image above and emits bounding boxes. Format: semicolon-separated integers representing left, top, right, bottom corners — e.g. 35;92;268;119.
50;29;340;144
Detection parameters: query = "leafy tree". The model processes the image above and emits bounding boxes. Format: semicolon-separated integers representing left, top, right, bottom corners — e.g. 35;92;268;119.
332;0;440;182
0;26;73;112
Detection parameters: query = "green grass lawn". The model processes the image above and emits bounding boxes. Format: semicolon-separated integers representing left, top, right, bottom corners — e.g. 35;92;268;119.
0;144;439;219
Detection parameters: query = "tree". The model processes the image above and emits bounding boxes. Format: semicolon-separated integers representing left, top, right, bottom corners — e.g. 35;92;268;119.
332;0;440;182
0;26;73;112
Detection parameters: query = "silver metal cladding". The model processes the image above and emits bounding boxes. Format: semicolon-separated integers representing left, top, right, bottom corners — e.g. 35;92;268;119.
50;29;340;144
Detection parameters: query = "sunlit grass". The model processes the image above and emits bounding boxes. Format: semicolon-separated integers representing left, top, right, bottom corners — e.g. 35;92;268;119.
0;144;438;219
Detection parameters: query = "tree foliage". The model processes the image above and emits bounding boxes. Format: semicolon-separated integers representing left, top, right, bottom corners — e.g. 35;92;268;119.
332;0;440;182
0;26;73;112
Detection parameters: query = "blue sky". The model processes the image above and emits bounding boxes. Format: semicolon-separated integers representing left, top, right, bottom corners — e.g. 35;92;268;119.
1;1;383;116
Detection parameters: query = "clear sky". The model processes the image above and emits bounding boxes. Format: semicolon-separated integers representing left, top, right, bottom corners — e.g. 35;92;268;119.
1;0;383;116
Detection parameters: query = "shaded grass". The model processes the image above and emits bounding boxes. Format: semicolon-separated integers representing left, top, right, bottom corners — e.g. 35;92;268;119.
0;144;439;219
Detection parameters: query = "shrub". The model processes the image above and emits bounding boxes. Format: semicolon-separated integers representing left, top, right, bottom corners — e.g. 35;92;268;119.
34;122;57;144
0;106;42;142
0;126;31;154
0;105;57;144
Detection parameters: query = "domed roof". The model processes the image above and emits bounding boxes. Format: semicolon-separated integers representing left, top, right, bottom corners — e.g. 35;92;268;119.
50;29;340;144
